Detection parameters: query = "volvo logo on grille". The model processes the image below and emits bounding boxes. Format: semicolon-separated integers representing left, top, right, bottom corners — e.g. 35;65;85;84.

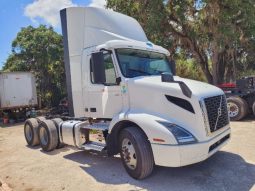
218;107;222;116
214;96;223;131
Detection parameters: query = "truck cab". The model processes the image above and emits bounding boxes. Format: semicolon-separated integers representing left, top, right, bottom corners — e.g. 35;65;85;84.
81;38;231;166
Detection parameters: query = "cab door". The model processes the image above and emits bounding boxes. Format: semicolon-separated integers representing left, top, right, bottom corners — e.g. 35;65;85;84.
86;52;123;118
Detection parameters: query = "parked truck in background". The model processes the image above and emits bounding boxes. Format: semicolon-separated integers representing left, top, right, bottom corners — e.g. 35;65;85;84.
24;7;231;179
0;72;37;110
218;76;255;121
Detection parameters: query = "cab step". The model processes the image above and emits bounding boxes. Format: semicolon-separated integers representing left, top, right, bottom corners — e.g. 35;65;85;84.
81;141;106;152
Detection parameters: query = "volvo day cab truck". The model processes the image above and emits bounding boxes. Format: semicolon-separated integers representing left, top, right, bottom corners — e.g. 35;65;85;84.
24;7;231;179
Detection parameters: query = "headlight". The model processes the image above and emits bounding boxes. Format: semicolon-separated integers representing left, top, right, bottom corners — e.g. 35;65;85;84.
157;121;197;145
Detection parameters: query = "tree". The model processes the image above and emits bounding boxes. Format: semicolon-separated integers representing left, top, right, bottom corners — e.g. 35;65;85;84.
107;0;255;84
3;25;66;106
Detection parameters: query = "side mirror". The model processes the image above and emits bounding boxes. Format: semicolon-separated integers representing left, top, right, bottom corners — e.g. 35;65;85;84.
161;72;174;82
170;60;176;76
91;52;106;84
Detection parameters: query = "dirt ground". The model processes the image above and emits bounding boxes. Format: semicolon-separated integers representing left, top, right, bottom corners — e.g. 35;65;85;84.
0;119;255;191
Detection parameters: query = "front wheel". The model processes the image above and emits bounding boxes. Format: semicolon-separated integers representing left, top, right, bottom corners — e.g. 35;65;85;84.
119;127;154;179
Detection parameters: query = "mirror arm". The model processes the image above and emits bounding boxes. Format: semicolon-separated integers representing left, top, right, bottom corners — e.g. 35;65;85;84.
161;72;192;98
116;77;121;85
175;81;192;98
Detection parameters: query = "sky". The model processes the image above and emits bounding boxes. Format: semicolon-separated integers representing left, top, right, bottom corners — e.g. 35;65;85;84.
0;0;106;69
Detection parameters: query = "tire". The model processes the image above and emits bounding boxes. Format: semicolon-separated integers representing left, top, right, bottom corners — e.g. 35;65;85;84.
38;120;58;152
252;102;255;116
227;97;249;121
119;127;154;179
51;118;64;149
36;116;46;123
24;118;40;146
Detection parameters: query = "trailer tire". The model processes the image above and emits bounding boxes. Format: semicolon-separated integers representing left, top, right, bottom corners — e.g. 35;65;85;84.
51;118;64;149
227;97;248;121
38;120;58;152
24;118;40;146
119;127;154;179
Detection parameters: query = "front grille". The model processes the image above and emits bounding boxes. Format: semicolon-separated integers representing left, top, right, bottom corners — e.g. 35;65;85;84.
204;95;229;133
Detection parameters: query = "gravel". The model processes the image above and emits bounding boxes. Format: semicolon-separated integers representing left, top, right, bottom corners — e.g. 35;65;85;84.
0;119;255;191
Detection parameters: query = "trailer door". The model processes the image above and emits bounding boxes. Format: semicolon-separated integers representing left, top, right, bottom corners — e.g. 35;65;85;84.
3;73;33;108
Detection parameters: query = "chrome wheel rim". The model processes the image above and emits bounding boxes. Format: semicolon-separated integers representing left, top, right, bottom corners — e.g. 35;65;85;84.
40;127;48;145
121;138;137;170
227;102;239;117
25;124;32;142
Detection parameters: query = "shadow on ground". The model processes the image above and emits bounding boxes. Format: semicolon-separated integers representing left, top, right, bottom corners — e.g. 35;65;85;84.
39;145;73;155
64;150;255;191
25;144;72;156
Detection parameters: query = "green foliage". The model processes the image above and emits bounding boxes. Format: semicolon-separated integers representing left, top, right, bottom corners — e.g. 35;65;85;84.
176;57;206;82
107;0;255;84
3;25;65;107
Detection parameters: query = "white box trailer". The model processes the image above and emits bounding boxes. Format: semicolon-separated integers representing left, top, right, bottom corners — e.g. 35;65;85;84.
24;7;231;180
0;72;37;109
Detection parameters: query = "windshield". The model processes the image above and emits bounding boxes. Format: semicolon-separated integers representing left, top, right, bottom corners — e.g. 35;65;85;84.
116;48;172;78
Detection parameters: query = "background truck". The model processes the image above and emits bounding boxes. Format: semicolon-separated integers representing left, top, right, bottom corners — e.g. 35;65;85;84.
24;7;231;179
0;72;37;109
218;76;255;121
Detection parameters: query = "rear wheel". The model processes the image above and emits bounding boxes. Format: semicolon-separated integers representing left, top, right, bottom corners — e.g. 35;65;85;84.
36;116;46;122
51;118;64;148
24;118;40;146
119;127;154;179
38;120;58;152
227;97;248;121
252;102;255;116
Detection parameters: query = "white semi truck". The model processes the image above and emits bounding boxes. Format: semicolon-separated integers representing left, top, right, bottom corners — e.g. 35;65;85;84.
24;7;231;179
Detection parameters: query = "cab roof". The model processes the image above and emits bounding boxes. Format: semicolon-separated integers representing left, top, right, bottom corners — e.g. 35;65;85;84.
97;40;170;56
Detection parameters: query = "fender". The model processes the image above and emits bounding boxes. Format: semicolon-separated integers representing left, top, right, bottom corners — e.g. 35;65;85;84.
106;109;178;156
